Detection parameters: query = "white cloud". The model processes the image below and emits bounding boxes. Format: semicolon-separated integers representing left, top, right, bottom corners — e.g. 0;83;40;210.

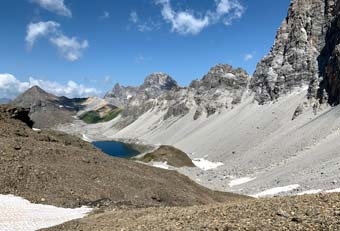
26;21;60;48
50;35;89;61
155;0;245;35
243;52;256;61
129;11;139;23
0;74;30;99
100;11;110;20
26;21;88;61
214;0;244;25
31;0;72;17
28;77;100;98
0;74;100;99
244;53;253;61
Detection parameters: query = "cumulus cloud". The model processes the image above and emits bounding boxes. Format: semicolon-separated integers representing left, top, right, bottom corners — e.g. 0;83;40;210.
155;0;245;35
0;74;30;99
214;0;244;25
28;77;100;98
31;0;72;17
26;21;60;48
50;35;89;61
26;21;89;61
0;74;100;99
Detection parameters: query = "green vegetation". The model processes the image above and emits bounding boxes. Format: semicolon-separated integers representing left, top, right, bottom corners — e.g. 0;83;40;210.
79;108;122;124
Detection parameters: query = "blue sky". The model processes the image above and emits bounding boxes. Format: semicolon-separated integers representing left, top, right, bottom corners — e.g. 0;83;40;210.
0;0;290;98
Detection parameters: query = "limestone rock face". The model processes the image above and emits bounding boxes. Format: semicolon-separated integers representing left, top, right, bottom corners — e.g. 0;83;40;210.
251;0;336;104
104;65;250;128
189;64;249;119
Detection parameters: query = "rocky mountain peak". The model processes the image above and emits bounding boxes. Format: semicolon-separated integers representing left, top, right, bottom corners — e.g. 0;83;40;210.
12;86;58;108
190;64;249;90
142;72;178;91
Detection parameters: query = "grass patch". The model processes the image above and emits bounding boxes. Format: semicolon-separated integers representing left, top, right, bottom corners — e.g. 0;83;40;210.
79;108;122;124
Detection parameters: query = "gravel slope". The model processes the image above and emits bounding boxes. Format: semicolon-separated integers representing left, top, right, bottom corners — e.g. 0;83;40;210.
45;193;340;231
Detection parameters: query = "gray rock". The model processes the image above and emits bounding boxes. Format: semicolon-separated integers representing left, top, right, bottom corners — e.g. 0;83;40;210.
251;0;336;104
104;65;250;128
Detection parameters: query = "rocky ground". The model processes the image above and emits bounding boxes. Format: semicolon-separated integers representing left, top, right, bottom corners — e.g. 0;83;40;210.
45;193;340;231
0;105;247;210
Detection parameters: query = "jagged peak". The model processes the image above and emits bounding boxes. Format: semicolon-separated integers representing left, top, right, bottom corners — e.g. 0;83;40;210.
142;72;178;90
206;64;248;77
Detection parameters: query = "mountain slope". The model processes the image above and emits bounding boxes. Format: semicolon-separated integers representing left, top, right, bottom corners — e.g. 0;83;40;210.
57;0;340;196
0;105;246;209
11;86;86;128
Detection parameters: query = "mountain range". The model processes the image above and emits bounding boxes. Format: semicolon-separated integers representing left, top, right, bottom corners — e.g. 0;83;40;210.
5;0;340;230
54;0;340;196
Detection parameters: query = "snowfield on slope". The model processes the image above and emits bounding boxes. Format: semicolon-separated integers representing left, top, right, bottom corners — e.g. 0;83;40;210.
0;195;92;231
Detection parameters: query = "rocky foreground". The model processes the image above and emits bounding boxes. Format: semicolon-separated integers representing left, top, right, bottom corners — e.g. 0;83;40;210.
45;193;340;231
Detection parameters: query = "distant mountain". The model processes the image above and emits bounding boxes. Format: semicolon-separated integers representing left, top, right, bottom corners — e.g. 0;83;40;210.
103;65;249;128
11;86;87;128
0;98;11;104
105;72;179;107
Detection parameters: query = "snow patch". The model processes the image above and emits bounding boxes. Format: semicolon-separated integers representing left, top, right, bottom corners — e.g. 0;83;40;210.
32;128;41;132
0;194;92;231
152;161;170;170
325;188;340;193
192;158;224;171
251;184;300;198
81;134;93;142
297;189;322;195
228;177;256;187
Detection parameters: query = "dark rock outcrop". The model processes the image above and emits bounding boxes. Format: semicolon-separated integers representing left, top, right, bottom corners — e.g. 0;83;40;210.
317;1;340;105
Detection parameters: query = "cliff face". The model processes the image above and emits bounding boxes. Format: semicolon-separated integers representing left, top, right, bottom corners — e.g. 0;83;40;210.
251;0;336;104
318;1;340;105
